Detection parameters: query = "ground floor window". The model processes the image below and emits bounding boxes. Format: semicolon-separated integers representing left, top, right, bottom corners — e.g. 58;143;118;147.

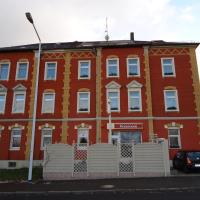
78;129;89;149
168;128;181;149
41;128;52;150
10;128;22;150
111;131;142;145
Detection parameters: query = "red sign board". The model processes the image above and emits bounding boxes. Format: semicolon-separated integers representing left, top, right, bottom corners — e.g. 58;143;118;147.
113;123;143;129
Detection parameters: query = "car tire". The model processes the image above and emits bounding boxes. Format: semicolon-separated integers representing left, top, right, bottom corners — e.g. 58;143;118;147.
183;166;189;173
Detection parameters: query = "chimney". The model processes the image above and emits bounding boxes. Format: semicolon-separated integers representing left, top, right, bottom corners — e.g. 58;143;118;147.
130;32;134;41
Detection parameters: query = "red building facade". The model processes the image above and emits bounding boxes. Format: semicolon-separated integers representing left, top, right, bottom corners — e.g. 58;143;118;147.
0;39;200;168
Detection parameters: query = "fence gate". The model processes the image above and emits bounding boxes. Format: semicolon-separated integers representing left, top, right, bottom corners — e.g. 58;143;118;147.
73;144;88;176
119;143;135;174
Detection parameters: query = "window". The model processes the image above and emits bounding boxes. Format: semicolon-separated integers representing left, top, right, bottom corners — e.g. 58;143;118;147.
16;62;28;80
78;60;90;79
44;62;57;80
41;128;52;149
164;90;179;111
10;128;22;150
0;93;6;113
128;90;141;111
161;58;175;77
12;92;26;113
42;93;55;113
127;58;140;77
77;92;90;112
168;128;181;148
78;129;88;149
107;90;120;112
0;63;10;80
111;131;142;145
107;58;119;77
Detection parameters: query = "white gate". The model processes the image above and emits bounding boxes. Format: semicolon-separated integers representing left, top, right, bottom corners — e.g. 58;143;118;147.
119;143;135;174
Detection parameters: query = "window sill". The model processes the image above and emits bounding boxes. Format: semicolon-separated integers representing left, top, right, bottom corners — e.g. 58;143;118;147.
9;148;20;151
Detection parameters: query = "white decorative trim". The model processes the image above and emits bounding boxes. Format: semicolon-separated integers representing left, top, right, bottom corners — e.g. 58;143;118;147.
8;123;25;130
126;80;143;88
105;81;121;89
13;84;27;91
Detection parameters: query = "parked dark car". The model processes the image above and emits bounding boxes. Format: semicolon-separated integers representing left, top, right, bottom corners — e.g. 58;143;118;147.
173;150;200;173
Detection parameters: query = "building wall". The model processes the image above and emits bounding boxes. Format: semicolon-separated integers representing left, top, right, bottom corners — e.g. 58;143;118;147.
0;45;200;166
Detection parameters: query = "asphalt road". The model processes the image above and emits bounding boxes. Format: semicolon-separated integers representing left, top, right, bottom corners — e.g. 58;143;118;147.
1;175;200;200
1;189;200;200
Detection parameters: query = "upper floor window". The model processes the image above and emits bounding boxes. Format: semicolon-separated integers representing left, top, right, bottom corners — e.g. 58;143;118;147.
168;128;181;149
78;60;90;79
107;90;120;112
44;62;57;80
107;58;119;77
42;93;55;113
164;90;179;111
0;62;10;80
12;92;26;113
77;92;90;112
41;128;52;150
127;58;140;77
10;128;22;150
128;90;142;111
161;58;175;77
16;62;28;80
0;93;6;113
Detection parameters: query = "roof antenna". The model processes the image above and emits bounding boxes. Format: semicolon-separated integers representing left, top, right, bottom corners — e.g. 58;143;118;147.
105;17;109;41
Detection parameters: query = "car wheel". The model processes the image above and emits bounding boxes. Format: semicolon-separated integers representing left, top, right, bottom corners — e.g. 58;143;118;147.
183;166;189;173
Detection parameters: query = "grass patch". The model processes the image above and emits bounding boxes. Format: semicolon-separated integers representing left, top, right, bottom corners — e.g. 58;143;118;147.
0;167;43;181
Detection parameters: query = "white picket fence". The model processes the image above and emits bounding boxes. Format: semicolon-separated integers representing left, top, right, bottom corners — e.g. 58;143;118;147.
43;140;170;180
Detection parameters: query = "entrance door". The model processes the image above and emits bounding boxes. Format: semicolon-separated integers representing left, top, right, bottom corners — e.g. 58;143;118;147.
112;131;142;144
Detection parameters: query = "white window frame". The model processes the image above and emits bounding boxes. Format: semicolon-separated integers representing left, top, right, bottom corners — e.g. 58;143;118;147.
161;58;176;77
0;62;10;80
44;62;57;80
128;89;142;112
164;90;179;112
106;58;119;77
127;57;140;77
77;92;90;113
41;128;52;150
41;93;55;113
12;91;26;113
78;60;91;79
77;128;89;150
10;128;22;150
0;92;6;114
107;89;120;112
16;62;29;80
168;128;181;149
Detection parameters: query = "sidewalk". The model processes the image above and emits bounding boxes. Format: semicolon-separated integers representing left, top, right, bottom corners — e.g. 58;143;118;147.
0;175;200;193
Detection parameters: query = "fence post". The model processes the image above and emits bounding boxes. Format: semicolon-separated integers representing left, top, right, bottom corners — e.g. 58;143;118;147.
132;142;136;176
160;139;170;176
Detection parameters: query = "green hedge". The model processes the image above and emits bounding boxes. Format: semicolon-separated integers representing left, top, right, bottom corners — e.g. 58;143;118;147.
0;167;43;181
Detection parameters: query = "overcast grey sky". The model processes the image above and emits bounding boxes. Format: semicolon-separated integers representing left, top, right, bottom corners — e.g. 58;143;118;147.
0;0;200;71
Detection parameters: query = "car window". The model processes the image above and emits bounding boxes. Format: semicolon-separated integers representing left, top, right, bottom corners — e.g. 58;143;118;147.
176;152;184;159
187;152;200;159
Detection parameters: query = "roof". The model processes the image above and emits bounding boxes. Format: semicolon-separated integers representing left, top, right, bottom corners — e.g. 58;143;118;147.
0;40;199;52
